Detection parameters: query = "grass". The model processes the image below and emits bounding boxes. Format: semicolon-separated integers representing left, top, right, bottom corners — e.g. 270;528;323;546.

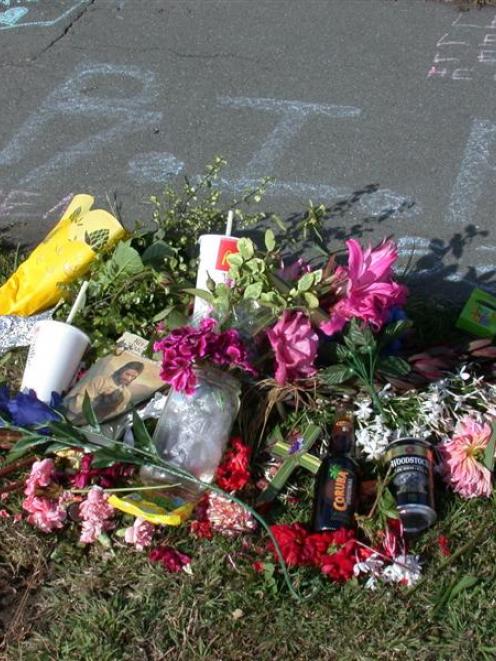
1;244;496;660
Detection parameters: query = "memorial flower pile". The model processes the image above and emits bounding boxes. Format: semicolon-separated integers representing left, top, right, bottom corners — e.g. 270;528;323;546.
1;168;495;600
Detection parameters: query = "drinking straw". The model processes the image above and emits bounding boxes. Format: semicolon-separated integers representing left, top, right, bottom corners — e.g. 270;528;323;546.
225;209;234;236
66;281;89;324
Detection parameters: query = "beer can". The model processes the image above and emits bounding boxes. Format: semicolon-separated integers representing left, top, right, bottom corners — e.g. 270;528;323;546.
385;437;436;534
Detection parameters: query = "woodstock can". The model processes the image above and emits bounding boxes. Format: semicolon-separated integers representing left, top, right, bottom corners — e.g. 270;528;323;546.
385;438;436;534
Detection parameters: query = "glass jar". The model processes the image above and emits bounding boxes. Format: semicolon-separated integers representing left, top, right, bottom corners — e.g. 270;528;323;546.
139;366;240;499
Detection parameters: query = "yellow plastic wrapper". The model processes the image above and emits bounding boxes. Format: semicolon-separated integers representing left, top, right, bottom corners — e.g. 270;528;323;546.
0;194;125;316
108;493;196;526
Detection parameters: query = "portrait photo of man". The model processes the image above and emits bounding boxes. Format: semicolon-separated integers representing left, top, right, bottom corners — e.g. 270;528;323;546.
64;351;163;424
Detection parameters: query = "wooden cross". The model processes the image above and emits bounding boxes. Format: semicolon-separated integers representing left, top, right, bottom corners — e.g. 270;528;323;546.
256;423;322;505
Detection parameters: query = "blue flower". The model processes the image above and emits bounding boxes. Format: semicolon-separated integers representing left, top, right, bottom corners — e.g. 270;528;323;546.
0;384;10;414
6;390;61;429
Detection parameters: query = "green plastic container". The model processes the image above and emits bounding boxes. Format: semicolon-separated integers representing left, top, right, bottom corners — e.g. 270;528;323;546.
456;288;496;338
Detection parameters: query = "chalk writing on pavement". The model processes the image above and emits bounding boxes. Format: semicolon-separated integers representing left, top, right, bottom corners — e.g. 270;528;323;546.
0;63;494;289
427;12;496;81
0;0;88;30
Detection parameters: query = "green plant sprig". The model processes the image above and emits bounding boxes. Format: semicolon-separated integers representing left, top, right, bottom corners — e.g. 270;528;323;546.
320;318;412;414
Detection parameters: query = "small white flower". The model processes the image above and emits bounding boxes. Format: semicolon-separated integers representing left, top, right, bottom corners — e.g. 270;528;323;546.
354;399;373;422
382;554;422;587
353;553;384;577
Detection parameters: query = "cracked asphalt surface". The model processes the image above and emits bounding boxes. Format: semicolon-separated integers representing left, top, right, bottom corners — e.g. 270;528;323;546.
1;0;496;297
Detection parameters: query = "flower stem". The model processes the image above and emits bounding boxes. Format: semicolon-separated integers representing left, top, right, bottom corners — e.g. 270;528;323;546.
70;484;181;495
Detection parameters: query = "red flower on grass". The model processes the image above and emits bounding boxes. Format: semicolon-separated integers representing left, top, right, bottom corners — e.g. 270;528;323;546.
268;523;359;582
149;546;191;573
437;535;451;557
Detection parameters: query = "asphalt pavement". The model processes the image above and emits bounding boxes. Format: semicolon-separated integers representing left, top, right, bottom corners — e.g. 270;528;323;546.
1;0;496;297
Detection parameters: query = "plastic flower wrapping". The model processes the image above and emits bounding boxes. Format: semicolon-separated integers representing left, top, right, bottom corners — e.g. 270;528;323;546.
1;189;495;602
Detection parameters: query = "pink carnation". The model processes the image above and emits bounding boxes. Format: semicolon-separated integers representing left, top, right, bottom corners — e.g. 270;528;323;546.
22;458;66;533
124;517;155;550
439;416;493;499
79;486;115;543
207;493;257;537
320;239;408;336
23;495;66;533
24;458;55;497
266;311;318;385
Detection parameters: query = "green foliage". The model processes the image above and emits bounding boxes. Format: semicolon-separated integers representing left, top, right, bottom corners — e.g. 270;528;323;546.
320;318;412;411
55;158;270;355
211;234;325;321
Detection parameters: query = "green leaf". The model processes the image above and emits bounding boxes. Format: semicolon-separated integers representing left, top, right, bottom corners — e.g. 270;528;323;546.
246;257;265;274
264;229;276;252
107;241;144;280
297;272;314;293
312;269;323;284
259;291;286;309
132;411;157;455
322;365;355;385
483;421;496;471
152;305;175;323
335;344;350;361
303;292;319;309
6;435;50;464
141;240;176;268
165;308;188;329
244;282;263;300
183;288;214;304
379;356;411;377
82;392;100;430
347;319;368;346
237;238;254;260
226;253;243;268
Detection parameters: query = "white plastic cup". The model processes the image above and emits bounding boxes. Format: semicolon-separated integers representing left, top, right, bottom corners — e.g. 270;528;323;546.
21;320;90;403
193;234;239;317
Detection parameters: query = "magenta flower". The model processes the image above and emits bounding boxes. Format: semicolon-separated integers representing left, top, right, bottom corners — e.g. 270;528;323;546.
266;311;318;385
79;486;115;543
320;239;408;336
439;416;493;499
124;517;155;550
154;318;255;394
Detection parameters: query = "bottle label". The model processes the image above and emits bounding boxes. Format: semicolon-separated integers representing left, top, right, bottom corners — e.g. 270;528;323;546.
321;463;356;527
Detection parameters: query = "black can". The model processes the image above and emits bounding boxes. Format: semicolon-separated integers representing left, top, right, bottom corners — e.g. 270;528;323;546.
385;438;436;534
312;454;358;532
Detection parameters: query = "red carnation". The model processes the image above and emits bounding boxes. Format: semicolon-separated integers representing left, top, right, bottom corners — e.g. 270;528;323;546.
320;540;358;582
302;529;355;567
268;523;309;567
190;520;213;540
148;546;191;573
215;437;251;493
